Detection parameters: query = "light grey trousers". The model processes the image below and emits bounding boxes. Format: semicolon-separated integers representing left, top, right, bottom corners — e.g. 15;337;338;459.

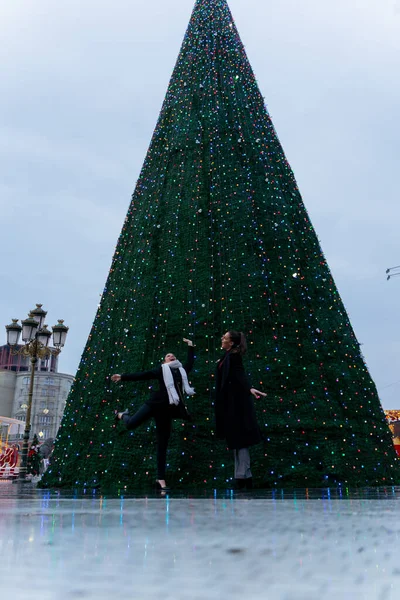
234;448;252;479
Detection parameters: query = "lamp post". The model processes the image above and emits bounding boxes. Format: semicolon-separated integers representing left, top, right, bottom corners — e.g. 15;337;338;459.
5;305;69;481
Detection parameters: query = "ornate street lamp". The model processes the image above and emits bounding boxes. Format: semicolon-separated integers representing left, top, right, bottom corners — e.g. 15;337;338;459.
30;304;47;329
5;306;69;482
5;320;22;346
52;320;69;348
21;315;39;343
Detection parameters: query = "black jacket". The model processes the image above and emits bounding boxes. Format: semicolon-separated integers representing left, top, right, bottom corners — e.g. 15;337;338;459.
215;351;262;450
121;346;195;416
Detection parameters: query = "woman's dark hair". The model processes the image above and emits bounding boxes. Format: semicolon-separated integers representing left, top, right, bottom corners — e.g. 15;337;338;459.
228;330;247;355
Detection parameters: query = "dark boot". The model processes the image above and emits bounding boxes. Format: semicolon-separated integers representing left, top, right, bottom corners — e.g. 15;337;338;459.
245;477;253;490
114;408;129;425
234;479;246;490
155;480;170;492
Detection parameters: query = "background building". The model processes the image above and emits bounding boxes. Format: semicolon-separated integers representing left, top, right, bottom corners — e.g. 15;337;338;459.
0;344;73;441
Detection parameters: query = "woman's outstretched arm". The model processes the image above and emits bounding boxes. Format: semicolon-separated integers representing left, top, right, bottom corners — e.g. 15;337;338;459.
182;338;195;373
111;369;158;383
229;353;267;399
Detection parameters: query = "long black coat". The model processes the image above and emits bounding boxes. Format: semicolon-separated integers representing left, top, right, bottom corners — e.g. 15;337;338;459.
215;351;262;450
121;346;194;418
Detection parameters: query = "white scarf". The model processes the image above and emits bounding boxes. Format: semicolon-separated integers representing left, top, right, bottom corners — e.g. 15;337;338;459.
162;360;195;405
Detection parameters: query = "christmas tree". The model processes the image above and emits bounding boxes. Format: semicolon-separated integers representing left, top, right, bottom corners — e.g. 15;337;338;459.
41;0;400;490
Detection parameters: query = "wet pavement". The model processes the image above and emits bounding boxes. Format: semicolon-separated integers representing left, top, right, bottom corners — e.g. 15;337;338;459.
1;482;399;599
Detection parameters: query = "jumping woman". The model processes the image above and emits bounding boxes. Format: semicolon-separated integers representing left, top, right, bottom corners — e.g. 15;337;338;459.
112;338;195;491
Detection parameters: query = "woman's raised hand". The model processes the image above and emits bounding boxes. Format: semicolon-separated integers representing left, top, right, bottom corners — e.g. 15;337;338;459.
111;374;122;383
250;388;267;399
183;338;195;347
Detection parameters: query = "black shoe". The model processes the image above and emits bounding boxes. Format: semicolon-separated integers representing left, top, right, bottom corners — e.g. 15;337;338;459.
245;477;253;490
234;479;247;490
114;408;129;425
155;480;170;492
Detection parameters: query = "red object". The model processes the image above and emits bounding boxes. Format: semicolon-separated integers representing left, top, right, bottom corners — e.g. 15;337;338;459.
0;446;19;477
394;445;400;457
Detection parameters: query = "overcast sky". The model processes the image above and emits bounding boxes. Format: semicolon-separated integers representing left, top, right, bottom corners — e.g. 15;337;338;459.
1;0;399;408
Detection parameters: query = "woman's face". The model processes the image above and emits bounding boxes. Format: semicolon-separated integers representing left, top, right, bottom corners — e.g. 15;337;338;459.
164;353;176;363
221;332;233;351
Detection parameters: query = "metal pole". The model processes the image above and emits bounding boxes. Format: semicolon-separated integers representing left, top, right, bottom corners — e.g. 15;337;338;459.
18;343;38;480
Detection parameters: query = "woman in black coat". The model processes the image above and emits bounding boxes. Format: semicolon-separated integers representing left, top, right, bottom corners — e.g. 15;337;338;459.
112;338;195;491
215;331;266;489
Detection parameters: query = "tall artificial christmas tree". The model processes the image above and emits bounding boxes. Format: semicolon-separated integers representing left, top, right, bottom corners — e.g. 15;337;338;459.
42;0;399;490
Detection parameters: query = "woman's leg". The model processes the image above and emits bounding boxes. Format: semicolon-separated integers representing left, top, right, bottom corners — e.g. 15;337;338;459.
154;412;172;482
121;404;153;430
234;448;252;480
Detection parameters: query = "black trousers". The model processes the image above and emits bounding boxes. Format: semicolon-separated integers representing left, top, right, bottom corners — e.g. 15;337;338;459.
121;404;172;480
